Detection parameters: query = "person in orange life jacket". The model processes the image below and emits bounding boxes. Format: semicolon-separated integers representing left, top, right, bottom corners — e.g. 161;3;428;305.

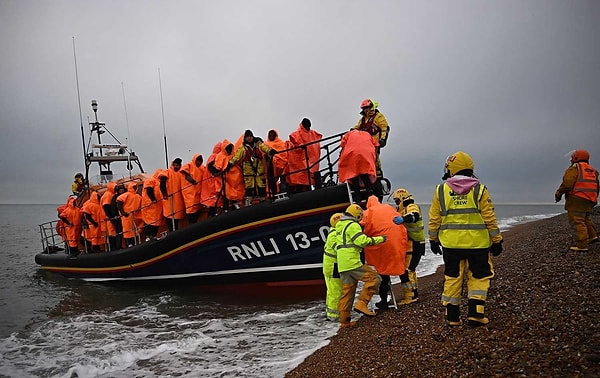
428;151;503;327
54;201;69;252
286;118;322;194
101;182;119;251
142;169;165;241
180;154;206;223
228;130;277;206
335;203;387;327
81;191;103;253
360;195;408;311
203;142;224;217
117;182;143;248
214;140;245;210
352;99;389;178
392;187;427;306
160;158;185;231
107;183;126;250
59;196;82;256
264;129;288;196
555;149;599;251
72;173;87;197
338;129;379;202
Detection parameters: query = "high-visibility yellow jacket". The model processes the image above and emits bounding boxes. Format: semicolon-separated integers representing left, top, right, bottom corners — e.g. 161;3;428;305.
397;202;426;243
335;216;385;272
323;228;338;275
429;182;502;249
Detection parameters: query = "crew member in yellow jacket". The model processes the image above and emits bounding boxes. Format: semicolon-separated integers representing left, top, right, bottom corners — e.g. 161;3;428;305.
428;151;503;327
352;99;389;178
335;204;386;327
323;213;343;322
392;188;426;306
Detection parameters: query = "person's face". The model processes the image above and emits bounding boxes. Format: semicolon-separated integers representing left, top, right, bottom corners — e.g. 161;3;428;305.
362;106;374;116
245;135;253;143
268;131;276;141
173;163;181;172
195;157;203;167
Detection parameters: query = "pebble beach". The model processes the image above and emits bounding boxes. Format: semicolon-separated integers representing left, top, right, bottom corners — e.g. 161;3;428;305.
286;208;600;377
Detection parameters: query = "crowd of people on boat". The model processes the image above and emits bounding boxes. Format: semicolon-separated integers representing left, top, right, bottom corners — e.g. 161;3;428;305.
53;98;391;255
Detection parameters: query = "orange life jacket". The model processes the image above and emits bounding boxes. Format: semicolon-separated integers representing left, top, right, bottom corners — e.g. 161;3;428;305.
570;162;599;203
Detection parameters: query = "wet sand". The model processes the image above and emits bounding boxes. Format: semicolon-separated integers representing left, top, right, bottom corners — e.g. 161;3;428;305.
286;208;600;377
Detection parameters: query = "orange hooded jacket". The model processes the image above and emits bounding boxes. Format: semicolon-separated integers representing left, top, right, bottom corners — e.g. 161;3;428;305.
338;129;378;184
361;195;408;275
81;191;104;246
142;169;165;228
286;123;322;186
201;142;223;208
159;162;186;220
60;197;82;248
214;139;245;202
118;182;143;239
100;182;117;236
180;153;206;214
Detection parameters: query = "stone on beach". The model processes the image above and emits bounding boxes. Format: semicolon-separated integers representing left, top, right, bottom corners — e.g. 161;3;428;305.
286;208;600;377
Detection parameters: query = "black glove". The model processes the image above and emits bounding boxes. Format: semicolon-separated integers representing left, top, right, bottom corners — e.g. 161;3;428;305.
269;149;277;156
490;241;503;256
430;240;442;255
92;220;99;228
379;138;386;148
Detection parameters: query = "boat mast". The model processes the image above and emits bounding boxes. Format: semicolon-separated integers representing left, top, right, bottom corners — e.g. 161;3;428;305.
72;37;88;185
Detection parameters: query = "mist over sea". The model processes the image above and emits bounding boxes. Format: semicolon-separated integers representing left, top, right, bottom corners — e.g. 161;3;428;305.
0;204;562;377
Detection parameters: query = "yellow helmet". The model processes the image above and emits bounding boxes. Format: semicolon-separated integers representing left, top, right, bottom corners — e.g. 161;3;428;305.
329;213;342;227
444;151;474;178
393;188;413;203
345;204;364;222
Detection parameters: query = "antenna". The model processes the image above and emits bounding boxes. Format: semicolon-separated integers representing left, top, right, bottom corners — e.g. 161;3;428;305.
158;68;169;168
72;37;88;183
121;82;133;152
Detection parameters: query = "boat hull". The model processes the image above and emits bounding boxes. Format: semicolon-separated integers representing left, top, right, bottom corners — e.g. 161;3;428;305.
35;185;351;289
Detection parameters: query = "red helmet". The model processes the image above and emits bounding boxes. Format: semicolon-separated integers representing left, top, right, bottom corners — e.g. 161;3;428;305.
360;98;373;109
571;149;590;163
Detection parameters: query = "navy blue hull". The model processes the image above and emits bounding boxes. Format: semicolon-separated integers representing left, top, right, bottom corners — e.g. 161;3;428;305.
35;185;350;287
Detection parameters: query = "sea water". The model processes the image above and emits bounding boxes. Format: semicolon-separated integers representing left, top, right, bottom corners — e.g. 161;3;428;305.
0;204;562;377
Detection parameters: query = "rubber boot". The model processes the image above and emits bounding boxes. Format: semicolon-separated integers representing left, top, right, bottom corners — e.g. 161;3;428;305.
353;299;376;317
398;282;418;305
446;304;462;326
375;275;390;310
339;311;357;328
467;299;489;327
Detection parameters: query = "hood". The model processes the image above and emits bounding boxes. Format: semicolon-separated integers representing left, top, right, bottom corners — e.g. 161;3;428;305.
153;169;163;179
366;195;380;209
127;182;138;193
88;191;100;205
106;182;116;193
446;175;480;195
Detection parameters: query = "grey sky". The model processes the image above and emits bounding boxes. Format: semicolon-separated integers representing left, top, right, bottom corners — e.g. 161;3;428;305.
1;0;598;205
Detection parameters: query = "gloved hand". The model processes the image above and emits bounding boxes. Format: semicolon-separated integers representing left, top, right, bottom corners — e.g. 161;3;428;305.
269;149;277;156
393;216;404;225
92;220;99;228
554;191;562;203
380;235;387;243
490;241;503;256
121;212;129;217
430;240;443;255
379;138;386;148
